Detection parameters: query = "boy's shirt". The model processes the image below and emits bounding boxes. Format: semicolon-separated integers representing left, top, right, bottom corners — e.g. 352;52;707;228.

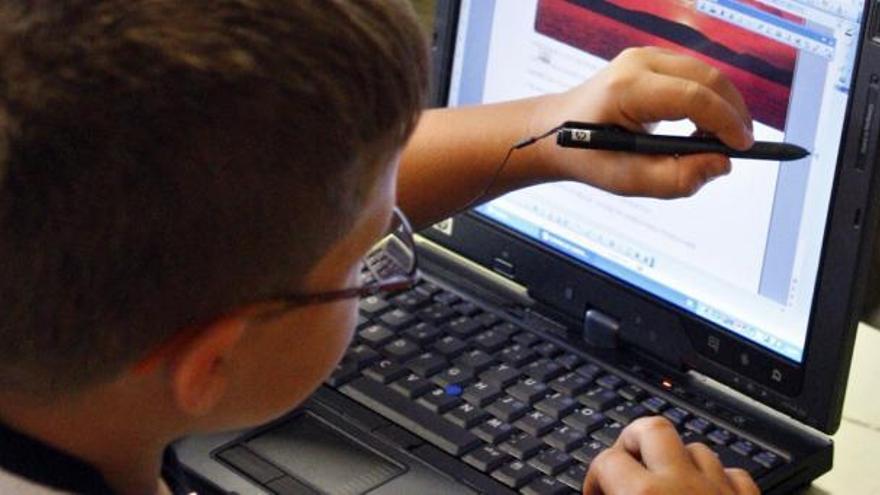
0;420;194;495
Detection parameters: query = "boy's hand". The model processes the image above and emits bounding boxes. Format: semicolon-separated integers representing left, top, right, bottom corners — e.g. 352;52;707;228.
532;47;754;198
583;417;760;495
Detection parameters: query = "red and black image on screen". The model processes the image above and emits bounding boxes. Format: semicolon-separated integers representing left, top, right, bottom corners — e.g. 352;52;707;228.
535;0;800;130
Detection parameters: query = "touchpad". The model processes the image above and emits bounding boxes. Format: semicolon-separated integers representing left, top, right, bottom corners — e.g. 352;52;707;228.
246;412;404;495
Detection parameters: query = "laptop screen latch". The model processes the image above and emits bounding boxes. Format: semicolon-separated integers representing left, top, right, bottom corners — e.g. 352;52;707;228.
583;309;620;349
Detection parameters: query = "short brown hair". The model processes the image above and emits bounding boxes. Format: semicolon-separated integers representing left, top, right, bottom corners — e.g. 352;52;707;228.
0;0;428;395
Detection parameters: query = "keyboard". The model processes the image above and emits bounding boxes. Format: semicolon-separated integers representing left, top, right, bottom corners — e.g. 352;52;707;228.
328;279;785;494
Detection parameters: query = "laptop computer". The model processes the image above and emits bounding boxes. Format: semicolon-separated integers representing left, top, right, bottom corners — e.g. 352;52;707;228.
174;0;880;493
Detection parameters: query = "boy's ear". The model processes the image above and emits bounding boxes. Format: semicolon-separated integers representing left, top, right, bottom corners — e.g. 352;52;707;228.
165;314;248;417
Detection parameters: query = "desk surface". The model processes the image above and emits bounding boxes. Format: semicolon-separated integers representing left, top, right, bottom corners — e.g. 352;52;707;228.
802;323;880;494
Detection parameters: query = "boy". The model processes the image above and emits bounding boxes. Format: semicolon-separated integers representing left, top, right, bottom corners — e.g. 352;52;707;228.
0;1;758;494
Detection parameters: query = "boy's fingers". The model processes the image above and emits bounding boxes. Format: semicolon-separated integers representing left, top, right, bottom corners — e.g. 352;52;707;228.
618;72;754;150
725;468;761;495
612;416;691;471
686;442;732;493
583;448;653;495
646;51;753;131
606;152;730;198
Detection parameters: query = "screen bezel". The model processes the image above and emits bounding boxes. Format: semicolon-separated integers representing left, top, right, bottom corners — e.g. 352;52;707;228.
427;0;880;434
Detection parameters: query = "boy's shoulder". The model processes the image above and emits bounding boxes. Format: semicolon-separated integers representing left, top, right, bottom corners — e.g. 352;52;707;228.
0;470;74;495
0;419;201;494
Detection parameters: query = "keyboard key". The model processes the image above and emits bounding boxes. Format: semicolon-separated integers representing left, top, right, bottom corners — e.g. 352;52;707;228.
434;291;460;306
578;387;622;411
731;440;757;457
418;304;458;325
533;342;562;358
562;407;606;434
404;322;442;345
476;313;502;328
711;444;767;478
534;392;578;420
474;329;511;353
708;429;734;446
358;325;395;347
558;464;588;491
555;353;582;371
452;301;481;317
480;363;522;388
433;366;475;388
382;338;420;361
341;378;480;456
596;374;624;390
507;378;549;405
642;396;669;413
513;331;541;347
606;401;650;425
524;359;565;382
405;352;448;378
575;363;601;381
543;425;586;452
463;381;503;407
345;344;381;369
680;430;710;446
522;476;575;495
327;362;359;387
492;321;519;337
446;402;490;429
662;406;690;426
529;448;575;476
432;335;469;358
379;309;417;330
445;316;484;339
618;384;647;402
463;445;511;473
363;359;407;384
391;373;434;399
356;314;371;330
411;444;516;495
572;439;605;464
415;280;442;297
550;372;592;397
492;460;541;489
374;424;423;450
487;395;530;423
592;422;624;446
391;291;431;311
359;295;390;316
472;417;515;444
454;349;496;373
499;432;545;460
417;388;462;414
753;451;783;470
514;410;558;437
500;344;539;368
685;417;713;435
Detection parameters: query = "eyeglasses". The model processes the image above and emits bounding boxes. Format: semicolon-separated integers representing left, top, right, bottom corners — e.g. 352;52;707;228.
272;207;419;308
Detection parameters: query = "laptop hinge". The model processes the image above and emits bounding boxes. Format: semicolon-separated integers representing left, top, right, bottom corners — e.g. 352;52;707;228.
583;309;620;349
414;235;534;307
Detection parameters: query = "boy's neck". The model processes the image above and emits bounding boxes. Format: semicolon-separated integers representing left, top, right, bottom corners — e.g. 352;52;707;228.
0;385;177;495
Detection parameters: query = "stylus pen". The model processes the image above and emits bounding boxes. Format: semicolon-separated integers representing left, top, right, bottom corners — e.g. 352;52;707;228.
556;122;810;161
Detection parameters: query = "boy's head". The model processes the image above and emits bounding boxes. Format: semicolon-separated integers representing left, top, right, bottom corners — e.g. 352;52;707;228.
0;0;427;425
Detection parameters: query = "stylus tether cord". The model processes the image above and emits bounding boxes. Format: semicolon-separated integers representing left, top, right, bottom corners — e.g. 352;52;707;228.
461;123;565;212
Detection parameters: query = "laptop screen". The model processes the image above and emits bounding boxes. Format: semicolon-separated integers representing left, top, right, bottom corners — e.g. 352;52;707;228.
447;0;867;364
